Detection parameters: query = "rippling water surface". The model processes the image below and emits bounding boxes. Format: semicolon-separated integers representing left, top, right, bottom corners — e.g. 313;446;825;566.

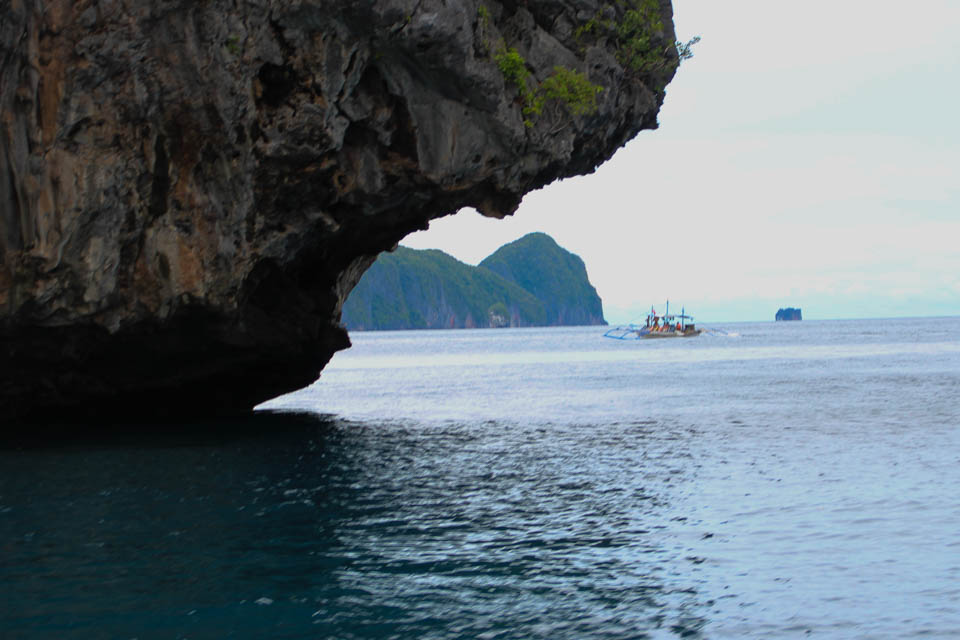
3;317;960;638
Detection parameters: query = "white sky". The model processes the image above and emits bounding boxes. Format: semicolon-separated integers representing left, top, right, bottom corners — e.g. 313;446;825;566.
401;0;960;322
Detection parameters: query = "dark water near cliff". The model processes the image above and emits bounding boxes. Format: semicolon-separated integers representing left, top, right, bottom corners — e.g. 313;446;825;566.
3;317;960;639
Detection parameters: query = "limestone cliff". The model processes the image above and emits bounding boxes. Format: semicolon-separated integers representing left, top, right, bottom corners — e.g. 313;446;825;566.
0;0;679;420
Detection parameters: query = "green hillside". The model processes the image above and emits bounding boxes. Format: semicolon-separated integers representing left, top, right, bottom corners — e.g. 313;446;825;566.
479;233;605;326
341;234;605;330
341;247;546;330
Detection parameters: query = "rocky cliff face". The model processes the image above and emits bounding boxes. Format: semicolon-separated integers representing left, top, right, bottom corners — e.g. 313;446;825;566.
1;0;678;420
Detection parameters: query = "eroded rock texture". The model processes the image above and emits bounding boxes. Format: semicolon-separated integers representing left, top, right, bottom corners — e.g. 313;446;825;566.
0;0;678;421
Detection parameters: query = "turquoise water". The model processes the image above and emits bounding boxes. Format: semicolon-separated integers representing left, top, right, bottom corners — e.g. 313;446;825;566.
2;317;959;638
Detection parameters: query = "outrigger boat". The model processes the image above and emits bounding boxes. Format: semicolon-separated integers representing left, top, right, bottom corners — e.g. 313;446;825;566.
604;301;703;340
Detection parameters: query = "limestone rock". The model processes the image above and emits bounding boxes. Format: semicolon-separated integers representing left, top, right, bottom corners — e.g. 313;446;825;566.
775;308;803;321
0;0;679;421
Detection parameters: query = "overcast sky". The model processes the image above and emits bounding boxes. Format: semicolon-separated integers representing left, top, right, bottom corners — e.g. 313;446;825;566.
401;0;960;322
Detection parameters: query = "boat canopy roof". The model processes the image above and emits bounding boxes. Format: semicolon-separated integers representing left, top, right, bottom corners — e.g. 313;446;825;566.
646;304;693;323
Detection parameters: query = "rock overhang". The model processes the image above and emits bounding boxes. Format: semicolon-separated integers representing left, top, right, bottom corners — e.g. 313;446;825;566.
0;0;679;421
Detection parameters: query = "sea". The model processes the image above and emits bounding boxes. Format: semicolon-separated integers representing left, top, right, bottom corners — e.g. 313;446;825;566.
2;316;959;639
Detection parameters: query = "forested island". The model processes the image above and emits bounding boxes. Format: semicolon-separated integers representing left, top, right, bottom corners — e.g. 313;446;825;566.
342;233;605;330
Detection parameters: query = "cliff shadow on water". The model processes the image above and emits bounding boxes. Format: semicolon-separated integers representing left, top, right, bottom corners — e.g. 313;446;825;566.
0;410;335;451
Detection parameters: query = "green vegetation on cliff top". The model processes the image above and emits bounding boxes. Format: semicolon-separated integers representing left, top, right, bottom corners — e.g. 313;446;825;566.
342;233;605;330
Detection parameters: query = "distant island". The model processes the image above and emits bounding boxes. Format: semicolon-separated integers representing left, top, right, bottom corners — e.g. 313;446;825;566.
775;308;803;321
341;233;606;330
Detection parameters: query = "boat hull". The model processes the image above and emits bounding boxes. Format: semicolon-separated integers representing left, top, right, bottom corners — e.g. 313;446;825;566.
640;329;702;339
603;325;703;340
